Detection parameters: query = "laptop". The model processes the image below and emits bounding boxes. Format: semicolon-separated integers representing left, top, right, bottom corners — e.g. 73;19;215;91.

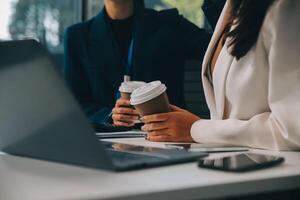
0;40;207;171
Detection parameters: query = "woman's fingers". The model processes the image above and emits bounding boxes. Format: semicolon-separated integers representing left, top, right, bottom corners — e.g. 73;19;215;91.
142;113;170;123
141;122;169;132
147;130;169;136
147;130;170;141
142;110;199;142
169;104;185;112
147;131;171;142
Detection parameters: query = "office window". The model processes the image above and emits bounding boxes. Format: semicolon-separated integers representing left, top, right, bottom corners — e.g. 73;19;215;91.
146;0;205;28
0;0;82;66
87;0;206;28
87;0;104;18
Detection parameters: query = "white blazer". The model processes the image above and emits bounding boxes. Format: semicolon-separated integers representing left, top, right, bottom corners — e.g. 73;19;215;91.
191;0;300;150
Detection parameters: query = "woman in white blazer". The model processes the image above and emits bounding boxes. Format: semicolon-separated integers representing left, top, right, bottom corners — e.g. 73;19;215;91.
141;0;300;151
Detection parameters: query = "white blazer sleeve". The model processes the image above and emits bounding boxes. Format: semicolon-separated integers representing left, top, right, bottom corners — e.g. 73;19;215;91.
191;0;300;150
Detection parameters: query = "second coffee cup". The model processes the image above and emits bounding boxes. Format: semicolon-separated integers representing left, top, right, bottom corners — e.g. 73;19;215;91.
130;81;171;116
118;81;146;100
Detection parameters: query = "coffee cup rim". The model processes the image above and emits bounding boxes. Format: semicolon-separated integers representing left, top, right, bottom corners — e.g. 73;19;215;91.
119;81;146;93
130;81;167;105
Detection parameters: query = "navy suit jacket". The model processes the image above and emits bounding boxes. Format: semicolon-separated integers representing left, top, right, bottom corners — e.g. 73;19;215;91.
64;6;212;124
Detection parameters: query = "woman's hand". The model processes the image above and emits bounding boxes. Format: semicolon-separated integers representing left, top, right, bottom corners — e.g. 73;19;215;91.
141;105;200;142
112;99;140;127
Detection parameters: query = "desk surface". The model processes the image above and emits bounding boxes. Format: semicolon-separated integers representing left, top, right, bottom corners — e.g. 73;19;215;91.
0;138;300;200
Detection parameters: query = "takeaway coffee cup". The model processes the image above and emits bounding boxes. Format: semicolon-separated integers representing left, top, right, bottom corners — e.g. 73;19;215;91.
118;81;146;124
118;81;146;100
130;81;171;116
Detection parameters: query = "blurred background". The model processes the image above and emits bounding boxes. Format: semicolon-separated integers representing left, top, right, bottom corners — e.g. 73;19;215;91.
0;0;210;117
0;0;207;67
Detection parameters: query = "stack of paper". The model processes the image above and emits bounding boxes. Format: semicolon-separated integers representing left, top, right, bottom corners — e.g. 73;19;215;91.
96;130;147;139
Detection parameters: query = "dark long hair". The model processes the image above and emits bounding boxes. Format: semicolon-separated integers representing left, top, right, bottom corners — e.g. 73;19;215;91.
224;0;274;60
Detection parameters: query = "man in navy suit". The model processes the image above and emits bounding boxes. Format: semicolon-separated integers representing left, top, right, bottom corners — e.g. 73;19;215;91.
64;0;222;128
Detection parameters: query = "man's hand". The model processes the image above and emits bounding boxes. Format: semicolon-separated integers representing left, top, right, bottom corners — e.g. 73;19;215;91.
141;105;200;142
112;99;140;127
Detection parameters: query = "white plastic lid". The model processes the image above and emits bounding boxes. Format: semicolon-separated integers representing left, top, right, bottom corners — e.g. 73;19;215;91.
119;81;146;93
130;81;167;105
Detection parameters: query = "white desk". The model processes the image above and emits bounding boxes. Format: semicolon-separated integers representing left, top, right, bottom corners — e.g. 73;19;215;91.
0;138;299;200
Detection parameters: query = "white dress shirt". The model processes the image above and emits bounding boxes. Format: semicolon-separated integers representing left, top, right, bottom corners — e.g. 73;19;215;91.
191;0;300;150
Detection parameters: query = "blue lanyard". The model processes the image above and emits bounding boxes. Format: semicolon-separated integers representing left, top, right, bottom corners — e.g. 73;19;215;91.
115;38;134;100
125;38;134;76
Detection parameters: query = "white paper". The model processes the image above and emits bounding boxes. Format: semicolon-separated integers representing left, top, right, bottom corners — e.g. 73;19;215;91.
96;131;147;138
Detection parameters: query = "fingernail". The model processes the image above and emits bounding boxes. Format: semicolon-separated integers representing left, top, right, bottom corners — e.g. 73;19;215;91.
140;117;144;122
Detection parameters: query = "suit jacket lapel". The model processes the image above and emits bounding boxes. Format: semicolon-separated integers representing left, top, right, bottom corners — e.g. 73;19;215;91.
202;1;232;119
213;46;233;119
